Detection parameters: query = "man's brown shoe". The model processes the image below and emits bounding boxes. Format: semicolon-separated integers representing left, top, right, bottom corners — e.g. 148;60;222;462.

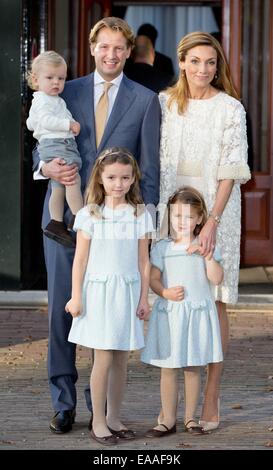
50;409;76;434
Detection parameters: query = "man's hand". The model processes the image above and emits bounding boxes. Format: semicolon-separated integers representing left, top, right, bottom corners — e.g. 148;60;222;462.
162;286;184;302
70;121;81;136
42;158;78;186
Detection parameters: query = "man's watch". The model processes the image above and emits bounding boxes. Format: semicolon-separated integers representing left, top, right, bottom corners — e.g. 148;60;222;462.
209;212;221;224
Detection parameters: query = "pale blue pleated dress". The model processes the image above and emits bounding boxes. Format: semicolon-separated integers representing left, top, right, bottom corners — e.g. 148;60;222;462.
141;239;223;367
68;204;154;351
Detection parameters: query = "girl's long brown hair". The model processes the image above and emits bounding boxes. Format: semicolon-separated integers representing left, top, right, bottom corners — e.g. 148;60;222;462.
165;186;208;238
166;31;239;114
85;147;144;218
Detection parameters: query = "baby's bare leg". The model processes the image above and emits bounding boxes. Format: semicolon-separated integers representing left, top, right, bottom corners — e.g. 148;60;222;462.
65;174;83;215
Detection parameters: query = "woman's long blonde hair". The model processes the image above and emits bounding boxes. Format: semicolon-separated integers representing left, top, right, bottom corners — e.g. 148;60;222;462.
85;147;144;218
166;31;239;114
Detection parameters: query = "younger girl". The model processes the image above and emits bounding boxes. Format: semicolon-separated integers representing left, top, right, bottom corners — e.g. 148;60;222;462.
65;147;154;446
141;187;223;436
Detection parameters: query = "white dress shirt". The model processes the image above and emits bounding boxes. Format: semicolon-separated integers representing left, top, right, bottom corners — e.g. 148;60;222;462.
94;70;123;120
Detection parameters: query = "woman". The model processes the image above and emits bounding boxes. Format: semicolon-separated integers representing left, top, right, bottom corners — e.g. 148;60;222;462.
158;31;251;431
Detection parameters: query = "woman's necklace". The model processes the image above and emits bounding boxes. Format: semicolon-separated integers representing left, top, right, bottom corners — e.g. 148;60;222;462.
190;86;213;100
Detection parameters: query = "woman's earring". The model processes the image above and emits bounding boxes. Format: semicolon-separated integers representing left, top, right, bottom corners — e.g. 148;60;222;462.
214;71;218;80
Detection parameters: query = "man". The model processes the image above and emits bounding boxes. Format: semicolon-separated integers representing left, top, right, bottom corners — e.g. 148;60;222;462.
137;23;174;78
33;17;160;434
126;35;174;93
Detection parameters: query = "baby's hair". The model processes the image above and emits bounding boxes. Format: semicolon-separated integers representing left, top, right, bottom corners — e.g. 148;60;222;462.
166;186;208;237
85;147;144;218
27;51;67;90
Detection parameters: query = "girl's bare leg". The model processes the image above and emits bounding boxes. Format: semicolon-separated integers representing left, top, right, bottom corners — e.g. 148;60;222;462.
106;351;129;430
90;349;113;437
184;367;201;425
153;368;178;430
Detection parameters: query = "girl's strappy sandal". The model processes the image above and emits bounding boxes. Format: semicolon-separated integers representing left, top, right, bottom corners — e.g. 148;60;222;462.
145;423;177;438
184;419;207;435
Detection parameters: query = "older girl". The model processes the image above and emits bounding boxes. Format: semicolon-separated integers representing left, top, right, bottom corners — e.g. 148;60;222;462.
65;147;154;445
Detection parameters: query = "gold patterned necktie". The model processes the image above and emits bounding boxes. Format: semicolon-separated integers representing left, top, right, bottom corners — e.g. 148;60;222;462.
95;82;113;147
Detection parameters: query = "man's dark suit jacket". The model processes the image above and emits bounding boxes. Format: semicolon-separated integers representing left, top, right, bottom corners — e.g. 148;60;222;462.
126;62;173;94
33;72;161;230
32;72;161;412
154;51;175;78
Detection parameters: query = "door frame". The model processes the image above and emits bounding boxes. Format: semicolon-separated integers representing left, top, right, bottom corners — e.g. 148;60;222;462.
223;0;273;265
78;0;273;265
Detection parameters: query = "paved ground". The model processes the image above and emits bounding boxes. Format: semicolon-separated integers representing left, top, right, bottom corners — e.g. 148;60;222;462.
1;302;273;451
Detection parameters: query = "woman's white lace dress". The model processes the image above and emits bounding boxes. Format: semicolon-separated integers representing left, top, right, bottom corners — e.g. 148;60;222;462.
159;91;251;304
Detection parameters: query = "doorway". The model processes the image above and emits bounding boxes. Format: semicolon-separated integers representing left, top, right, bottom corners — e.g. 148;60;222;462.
21;0;273;292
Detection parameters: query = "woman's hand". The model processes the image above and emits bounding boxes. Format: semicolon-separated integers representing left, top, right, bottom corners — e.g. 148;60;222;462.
65;298;82;318
198;218;217;257
187;243;213;260
136;299;150;320
162;286;184;302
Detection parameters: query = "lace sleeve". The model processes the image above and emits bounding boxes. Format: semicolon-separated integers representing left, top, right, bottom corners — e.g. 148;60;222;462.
159;93;178;205
217;101;251;184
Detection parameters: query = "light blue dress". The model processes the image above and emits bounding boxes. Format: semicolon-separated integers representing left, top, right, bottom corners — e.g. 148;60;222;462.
141;239;223;368
68;204;154;351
